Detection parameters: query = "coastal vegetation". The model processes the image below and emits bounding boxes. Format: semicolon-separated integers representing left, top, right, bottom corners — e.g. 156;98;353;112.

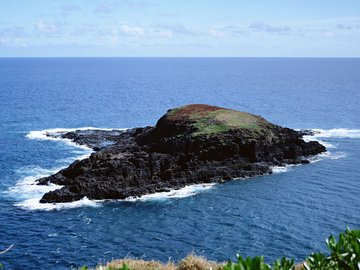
86;228;359;270
164;104;271;137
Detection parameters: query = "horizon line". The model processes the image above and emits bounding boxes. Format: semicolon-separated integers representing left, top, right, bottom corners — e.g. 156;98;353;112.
1;56;359;59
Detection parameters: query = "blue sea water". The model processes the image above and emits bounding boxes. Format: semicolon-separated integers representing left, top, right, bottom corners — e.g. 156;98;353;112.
0;58;359;269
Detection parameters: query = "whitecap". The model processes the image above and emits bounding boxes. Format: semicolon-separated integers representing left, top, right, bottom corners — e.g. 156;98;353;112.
26;127;128;151
124;183;216;202
303;128;360;140
314;140;335;149
308;151;347;163
9;127;128;211
300;127;357;162
271;166;291;174
14;183;216;210
15;196;100;211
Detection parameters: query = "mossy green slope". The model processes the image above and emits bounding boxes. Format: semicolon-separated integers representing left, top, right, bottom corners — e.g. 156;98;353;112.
164;104;272;136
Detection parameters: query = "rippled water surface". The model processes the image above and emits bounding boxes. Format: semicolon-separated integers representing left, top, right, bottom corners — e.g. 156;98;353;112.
0;58;359;269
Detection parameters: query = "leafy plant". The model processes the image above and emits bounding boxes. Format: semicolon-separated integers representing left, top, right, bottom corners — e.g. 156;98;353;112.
305;252;332;270
305;227;360;270
272;257;295;270
223;255;271;270
223;255;295;270
224;228;359;270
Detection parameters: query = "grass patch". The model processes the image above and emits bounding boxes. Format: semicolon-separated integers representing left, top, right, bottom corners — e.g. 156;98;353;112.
93;254;222;270
190;110;270;136
162;104;273;137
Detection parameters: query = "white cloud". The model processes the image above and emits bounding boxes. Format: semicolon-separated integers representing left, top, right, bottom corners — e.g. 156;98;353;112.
150;29;172;38
249;21;291;35
35;19;59;34
323;31;335;37
336;23;360;30
60;4;80;16
209;29;225;37
155;23;198;36
0;37;28;47
94;3;116;14
0;26;28;38
120;25;145;36
107;30;120;45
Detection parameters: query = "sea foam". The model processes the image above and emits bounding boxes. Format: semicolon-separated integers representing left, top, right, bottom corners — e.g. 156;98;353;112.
302;128;360;141
271;128;358;173
124;184;216;202
8;164;101;211
8;127;123;211
26;127;128;151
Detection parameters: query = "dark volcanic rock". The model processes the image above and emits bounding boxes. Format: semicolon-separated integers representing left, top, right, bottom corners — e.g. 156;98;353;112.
37;104;326;203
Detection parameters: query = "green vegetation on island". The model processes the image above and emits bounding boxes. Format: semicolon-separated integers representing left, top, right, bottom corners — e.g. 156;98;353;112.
164;104;272;137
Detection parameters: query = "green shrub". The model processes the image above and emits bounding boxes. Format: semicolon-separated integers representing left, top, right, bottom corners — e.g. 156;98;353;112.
223;255;270;270
223;228;359;270
305;227;360;270
272;257;295;270
223;255;294;270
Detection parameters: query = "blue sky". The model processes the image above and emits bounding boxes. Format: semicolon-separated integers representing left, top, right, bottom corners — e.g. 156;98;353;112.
0;0;359;57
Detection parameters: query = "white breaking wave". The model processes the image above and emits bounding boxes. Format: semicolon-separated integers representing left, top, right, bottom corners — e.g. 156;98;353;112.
271;149;347;174
271;166;291;174
302;128;360;148
124;183;216;202
271;128;357;174
308;151;347;163
15;197;100;211
9;127;126;211
303;128;360;140
302;128;359;160
26;127;128;151
7;166;101;211
313;128;360;138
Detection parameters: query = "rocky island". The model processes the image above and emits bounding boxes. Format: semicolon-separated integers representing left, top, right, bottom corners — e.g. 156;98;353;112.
37;104;326;203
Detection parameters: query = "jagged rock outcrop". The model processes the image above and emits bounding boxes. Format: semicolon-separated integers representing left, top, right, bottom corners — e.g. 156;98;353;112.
37;104;326;203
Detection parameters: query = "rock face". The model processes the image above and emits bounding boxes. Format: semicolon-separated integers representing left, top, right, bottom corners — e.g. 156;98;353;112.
37;104;326;203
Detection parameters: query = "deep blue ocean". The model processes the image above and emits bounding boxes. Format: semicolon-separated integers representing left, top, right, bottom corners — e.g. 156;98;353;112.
0;58;359;269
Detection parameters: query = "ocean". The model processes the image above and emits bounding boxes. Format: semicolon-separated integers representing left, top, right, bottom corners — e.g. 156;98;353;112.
0;58;359;269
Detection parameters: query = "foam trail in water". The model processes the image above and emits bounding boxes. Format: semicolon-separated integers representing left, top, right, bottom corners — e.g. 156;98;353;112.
6;166;101;211
271;128;357;174
15;197;100;211
9;127;127;211
312;128;360;139
302;128;360;143
271;166;291;174
26;127;128;151
308;151;347;163
125;184;216;202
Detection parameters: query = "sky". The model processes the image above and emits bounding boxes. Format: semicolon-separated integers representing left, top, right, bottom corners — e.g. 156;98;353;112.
0;0;359;57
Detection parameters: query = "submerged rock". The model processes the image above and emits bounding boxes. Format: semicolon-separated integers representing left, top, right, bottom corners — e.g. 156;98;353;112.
37;104;326;203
